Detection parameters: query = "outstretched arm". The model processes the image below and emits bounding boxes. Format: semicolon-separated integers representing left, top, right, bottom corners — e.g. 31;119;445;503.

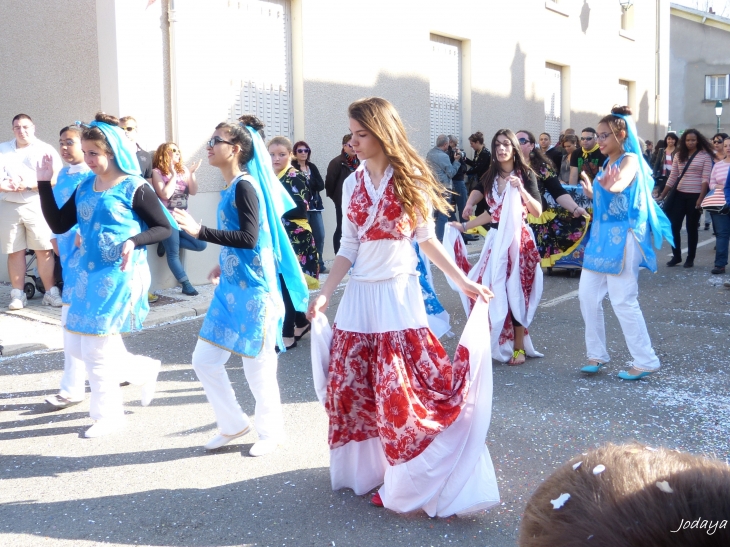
419;237;492;303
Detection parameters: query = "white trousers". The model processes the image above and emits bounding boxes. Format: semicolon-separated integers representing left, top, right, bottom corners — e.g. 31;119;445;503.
65;331;160;421
59;306;87;401
579;236;660;371
191;316;284;441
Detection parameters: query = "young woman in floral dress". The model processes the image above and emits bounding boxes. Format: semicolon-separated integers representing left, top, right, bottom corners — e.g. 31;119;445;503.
268;136;318;349
308;97;498;517
454;129;544;365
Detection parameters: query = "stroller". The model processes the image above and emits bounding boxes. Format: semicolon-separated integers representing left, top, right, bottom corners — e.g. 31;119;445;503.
24;249;63;299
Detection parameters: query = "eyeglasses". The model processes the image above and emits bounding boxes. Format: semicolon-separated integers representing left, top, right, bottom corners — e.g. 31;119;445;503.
206;136;234;148
517;138;530;145
169;148;180;153
714;140;723;144
597;132;612;142
296;148;310;154
123;126;137;132
580;136;594;141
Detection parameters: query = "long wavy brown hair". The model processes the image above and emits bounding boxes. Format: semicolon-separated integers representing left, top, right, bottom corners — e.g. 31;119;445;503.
348;97;451;222
153;142;185;177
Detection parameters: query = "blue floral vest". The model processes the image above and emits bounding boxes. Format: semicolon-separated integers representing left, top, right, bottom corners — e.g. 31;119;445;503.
198;175;284;357
65;176;151;335
583;153;656;274
53;166;92;305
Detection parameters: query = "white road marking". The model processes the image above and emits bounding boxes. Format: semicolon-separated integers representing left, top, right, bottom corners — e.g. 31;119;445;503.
540;289;580;308
667;237;716;256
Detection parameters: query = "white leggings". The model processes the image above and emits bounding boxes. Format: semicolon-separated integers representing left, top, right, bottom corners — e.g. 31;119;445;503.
579;237;660;371
65;331;160;421
59;306;87;401
191;316;284;441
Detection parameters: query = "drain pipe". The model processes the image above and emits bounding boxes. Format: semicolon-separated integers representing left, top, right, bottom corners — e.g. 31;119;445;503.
655;0;661;139
168;0;179;143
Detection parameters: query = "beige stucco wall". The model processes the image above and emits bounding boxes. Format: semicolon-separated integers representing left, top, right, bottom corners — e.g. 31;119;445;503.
669;11;730;137
0;0;101;283
1;0;669;289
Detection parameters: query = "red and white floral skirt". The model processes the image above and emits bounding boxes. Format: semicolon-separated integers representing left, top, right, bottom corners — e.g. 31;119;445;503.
311;273;500;517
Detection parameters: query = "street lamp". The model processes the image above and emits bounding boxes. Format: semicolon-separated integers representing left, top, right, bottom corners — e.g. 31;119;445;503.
716;100;723;133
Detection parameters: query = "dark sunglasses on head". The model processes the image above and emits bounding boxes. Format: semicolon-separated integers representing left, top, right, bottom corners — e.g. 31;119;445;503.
123;126;136;132
207;136;234;148
296;148;310;154
517;138;530;145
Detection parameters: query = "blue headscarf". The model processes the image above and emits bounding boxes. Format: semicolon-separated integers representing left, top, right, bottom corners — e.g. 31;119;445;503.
615;113;674;249
89;121;142;176
83;120;179;230
244;125;308;312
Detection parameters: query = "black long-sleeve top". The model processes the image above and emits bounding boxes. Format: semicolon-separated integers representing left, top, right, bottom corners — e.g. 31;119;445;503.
292;159;325;211
38;180;172;247
197;178;259;249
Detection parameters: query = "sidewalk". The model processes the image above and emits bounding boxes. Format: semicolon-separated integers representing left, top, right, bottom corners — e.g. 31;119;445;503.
0;282;215;359
0;235;486;359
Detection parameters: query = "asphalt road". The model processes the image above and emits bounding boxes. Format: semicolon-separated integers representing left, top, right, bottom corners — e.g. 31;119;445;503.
1;231;729;547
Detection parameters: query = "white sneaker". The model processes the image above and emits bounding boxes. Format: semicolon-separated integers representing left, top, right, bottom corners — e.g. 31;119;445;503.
84;418;126;438
42;286;63;307
249;438;280;457
204;425;251;450
8;288;27;310
45;393;84;408
140;360;161;407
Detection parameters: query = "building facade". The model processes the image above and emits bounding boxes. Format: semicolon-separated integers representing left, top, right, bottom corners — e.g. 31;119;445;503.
669;3;730;138
0;0;670;287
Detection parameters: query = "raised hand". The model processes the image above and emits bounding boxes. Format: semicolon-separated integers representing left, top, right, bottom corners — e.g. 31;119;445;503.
189;158;203;174
172;208;201;238
36;154;54;182
579;171;594;199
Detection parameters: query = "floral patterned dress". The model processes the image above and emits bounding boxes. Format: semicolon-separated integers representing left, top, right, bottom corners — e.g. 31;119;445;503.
278;167;319;287
528;163;592;268
446;174;543;363
311;161;499;517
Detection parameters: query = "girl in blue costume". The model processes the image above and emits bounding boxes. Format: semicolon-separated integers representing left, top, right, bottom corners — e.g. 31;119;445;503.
44;124;92;409
577;106;673;380
173;116;308;457
38;113;173;437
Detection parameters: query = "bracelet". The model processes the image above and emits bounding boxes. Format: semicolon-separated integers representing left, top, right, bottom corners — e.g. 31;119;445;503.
461;222;468;232
573;205;579;214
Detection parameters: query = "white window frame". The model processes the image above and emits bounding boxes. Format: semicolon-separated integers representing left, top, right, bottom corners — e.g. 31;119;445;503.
544;63;563;144
429;34;462;147
706;75;730;101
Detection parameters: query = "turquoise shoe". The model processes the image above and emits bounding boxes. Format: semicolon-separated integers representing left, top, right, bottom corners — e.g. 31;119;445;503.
617;370;654;380
580;362;605;374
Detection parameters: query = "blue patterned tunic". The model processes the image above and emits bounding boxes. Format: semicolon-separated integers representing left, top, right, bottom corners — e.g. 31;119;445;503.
65;176;151;335
583;153;656;274
53;166;92;305
199;175;284;357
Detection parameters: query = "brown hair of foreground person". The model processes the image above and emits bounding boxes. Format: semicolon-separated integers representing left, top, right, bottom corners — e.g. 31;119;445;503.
519;442;730;546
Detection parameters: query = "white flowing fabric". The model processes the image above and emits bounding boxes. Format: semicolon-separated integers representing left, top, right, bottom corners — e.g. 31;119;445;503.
443;183;543;362
310;298;500;517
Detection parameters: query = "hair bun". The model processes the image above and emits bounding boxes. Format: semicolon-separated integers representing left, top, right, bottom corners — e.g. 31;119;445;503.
238;115;265;132
474;131;483;139
94;112;119;126
611;105;632;116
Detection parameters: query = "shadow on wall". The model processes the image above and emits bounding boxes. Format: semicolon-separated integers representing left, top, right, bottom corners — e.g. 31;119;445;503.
153;41;659;274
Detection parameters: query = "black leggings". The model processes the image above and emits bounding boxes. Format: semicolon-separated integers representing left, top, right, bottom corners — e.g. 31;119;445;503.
668;191;702;260
280;275;309;338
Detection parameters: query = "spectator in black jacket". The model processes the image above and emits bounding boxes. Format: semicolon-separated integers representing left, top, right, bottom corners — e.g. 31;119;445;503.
463;131;492;221
292;140;326;273
325;134;359;253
